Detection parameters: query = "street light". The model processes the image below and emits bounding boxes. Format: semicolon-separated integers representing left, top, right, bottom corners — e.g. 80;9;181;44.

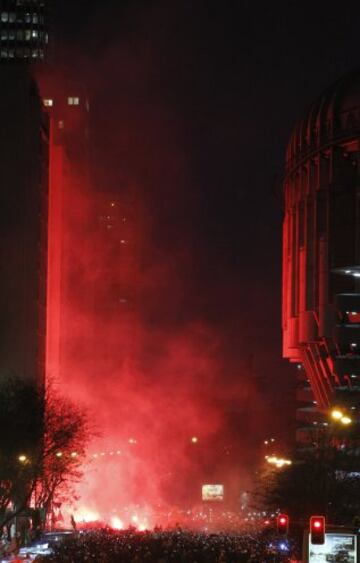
340;416;352;425
266;455;292;468
331;409;343;421
330;409;353;425
18;455;27;463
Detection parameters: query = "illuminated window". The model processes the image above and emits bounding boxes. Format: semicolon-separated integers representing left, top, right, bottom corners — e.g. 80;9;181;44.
25;30;31;41
1;12;8;22
1;30;8;40
25;13;31;23
32;29;38;39
58;120;64;129
9;12;16;23
32;13;38;24
43;98;53;107
68;97;80;106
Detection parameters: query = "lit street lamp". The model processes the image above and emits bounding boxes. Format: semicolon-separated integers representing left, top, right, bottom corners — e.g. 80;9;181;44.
265;455;292;469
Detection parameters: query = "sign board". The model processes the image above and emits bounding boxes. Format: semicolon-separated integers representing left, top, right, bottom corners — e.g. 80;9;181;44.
202;484;224;502
308;532;357;563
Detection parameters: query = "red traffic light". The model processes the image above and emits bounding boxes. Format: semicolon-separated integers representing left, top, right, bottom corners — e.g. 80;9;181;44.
310;515;325;545
277;513;289;534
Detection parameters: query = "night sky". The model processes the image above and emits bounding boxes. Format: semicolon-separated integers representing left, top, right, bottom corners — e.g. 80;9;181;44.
51;0;360;442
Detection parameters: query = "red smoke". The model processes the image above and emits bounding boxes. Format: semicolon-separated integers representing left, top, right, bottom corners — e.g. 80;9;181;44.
40;2;277;525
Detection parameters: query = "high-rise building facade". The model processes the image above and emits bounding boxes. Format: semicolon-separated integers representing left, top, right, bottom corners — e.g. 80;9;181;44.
0;65;49;382
0;0;48;60
282;69;360;433
0;0;49;382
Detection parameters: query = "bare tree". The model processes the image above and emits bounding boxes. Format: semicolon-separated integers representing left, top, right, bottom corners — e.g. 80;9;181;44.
0;377;93;528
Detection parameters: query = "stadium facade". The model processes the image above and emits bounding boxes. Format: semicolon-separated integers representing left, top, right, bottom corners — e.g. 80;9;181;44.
282;69;360;439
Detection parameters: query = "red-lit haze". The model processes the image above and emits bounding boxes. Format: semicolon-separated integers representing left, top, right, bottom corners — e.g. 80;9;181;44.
40;7;276;526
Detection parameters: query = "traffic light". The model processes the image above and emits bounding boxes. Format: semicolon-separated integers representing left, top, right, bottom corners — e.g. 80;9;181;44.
310;515;325;545
277;513;289;535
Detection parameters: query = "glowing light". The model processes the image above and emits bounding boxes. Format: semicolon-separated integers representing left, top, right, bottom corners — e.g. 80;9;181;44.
56;452;63;458
18;455;27;463
76;509;100;523
191;436;198;443
71;452;77;458
331;409;343;420
341;416;352;425
266;455;292;468
131;515;139;523
111;516;124;530
313;520;321;529
128;438;137;445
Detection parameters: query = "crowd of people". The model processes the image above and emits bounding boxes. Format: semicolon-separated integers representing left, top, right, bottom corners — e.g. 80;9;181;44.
38;528;300;562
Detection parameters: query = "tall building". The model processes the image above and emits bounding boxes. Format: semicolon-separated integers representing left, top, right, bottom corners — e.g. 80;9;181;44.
0;65;49;382
36;70;92;382
282;69;360;438
0;1;49;382
0;0;48;60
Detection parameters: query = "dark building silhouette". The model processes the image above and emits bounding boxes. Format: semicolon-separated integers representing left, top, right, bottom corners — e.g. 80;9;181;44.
0;65;49;381
0;0;48;60
282;69;360;440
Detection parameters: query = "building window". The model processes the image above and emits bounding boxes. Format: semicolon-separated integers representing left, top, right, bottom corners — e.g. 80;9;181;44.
16;30;23;41
1;30;8;40
1;12;8;22
32;13;38;24
25;13;31;23
43;98;53;107
9;12;16;23
68;97;80;106
58;120;64;129
25;29;31;41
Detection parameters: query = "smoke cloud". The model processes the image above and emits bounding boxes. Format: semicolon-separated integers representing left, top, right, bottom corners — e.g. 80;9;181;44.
42;0;291;523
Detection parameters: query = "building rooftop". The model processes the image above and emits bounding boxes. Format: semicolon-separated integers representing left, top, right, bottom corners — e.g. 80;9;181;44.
286;68;360;174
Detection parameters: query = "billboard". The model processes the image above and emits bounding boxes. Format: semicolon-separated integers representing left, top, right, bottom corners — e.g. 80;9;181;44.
308;533;357;563
202;484;224;502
